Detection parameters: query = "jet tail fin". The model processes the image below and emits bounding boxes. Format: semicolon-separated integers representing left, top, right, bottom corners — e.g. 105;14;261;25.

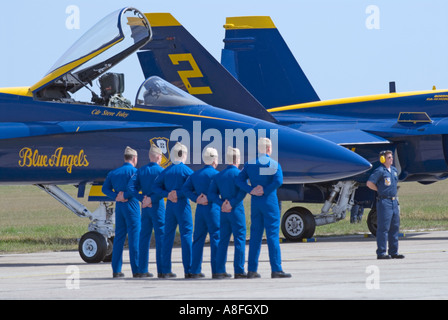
138;13;277;123
222;16;320;109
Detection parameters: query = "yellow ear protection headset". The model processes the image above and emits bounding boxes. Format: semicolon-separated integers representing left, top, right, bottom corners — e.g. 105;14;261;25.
379;150;392;164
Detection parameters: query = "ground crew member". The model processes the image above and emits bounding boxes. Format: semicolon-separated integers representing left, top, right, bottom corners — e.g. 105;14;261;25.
182;147;220;278
153;142;194;278
367;150;405;260
208;147;247;279
127;144;165;278
102;147;140;278
236;138;291;279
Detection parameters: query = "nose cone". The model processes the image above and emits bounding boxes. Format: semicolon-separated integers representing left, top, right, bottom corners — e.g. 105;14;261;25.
276;127;371;183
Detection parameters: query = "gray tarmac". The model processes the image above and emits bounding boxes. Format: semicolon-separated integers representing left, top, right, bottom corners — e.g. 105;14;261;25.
0;231;447;300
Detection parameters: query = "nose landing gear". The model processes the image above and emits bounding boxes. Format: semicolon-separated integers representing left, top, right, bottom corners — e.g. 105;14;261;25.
37;184;115;263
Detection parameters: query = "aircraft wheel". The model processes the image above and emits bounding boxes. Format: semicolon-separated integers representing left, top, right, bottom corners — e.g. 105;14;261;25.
367;208;377;237
102;237;114;263
79;231;108;263
281;207;316;241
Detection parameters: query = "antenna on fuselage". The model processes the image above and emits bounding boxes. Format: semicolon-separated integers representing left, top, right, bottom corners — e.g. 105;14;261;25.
389;81;396;93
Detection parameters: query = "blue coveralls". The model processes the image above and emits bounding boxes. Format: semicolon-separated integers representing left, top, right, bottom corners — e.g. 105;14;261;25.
368;165;400;257
153;162;194;275
236;154;284;273
127;162;165;275
208;165;247;275
182;165;220;275
102;163;141;275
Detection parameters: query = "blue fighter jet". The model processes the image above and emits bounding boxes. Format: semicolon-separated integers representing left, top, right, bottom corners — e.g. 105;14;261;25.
0;8;370;262
137;13;448;240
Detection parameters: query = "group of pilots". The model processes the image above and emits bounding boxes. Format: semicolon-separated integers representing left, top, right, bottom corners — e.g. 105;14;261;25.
102;138;292;279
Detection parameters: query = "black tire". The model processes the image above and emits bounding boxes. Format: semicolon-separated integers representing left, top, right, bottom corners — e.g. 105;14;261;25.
79;231;108;263
281;207;316;241
102;237;114;263
367;208;377;236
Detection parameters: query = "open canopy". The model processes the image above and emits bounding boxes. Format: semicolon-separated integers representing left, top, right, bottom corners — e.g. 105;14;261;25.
31;7;152;101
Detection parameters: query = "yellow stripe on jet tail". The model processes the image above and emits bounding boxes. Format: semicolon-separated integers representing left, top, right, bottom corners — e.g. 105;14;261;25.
144;13;181;27
224;16;276;30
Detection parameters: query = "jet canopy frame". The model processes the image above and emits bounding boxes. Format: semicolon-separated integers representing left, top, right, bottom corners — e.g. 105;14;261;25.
31;7;152;102
136;76;207;108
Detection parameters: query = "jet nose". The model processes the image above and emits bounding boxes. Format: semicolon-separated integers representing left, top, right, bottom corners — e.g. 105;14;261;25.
303;146;372;182
276;127;371;183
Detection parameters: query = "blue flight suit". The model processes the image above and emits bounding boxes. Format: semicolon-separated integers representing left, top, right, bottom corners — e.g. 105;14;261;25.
368;165;400;257
102;163;141;275
236;154;284;273
208;165;247;275
127;162;165;275
182;165;220;275
153;162;194;275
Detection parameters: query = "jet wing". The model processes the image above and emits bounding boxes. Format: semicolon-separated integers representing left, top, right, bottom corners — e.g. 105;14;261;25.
273;113;391;146
312;129;391;146
0;121;180;140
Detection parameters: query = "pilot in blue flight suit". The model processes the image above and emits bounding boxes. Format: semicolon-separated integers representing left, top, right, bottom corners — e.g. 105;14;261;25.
102;146;141;278
127;144;165;278
367;150;405;259
236;138;291;279
153;142;194;278
182;147;220;278
208;147;247;279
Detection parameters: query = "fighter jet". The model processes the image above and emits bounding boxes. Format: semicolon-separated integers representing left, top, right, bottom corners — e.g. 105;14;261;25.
221;16;448;236
0;8;370;262
137;13;448;240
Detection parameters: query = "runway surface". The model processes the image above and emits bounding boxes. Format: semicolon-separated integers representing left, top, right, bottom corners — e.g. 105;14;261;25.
0;231;447;300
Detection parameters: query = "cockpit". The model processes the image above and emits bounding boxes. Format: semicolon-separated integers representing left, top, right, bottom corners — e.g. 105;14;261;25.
96;72;132;108
136;76;207;108
30;7;151;107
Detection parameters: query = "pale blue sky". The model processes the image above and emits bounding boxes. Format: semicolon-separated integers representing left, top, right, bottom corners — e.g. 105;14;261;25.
1;0;447;101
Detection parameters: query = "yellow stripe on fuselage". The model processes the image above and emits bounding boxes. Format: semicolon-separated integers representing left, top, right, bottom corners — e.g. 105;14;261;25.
268;89;448;113
131;107;247;124
0;87;32;97
0;87;246;124
224;16;276;29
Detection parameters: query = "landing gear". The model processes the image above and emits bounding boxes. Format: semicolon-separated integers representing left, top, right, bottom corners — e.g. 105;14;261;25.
78;202;115;263
367;207;377;236
37;184;115;263
281;207;316;241
280;181;359;241
79;231;108;263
